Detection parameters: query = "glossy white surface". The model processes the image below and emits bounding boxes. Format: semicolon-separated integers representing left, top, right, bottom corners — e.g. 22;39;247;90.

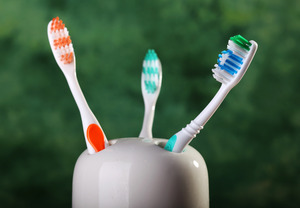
72;138;209;208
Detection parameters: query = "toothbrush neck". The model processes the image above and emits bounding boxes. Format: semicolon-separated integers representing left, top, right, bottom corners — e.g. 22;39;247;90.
194;84;229;127
64;72;98;128
139;102;155;138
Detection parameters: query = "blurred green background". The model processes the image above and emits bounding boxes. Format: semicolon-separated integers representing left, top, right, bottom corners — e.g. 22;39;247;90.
0;0;299;207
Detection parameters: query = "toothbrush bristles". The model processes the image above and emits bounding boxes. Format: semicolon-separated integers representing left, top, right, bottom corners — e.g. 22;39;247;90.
143;49;160;94
54;36;72;49
212;35;253;84
61;52;74;64
50;17;74;64
51;17;65;32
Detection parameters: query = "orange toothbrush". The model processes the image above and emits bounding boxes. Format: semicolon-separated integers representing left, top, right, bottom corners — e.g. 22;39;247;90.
47;17;107;154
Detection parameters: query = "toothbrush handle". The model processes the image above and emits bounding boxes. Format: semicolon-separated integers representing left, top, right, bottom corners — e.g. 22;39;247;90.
171;85;229;153
64;72;108;152
139;102;155;138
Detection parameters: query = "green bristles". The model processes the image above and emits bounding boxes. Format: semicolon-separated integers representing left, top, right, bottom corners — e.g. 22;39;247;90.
143;49;159;76
144;49;158;61
143;49;160;94
230;35;252;51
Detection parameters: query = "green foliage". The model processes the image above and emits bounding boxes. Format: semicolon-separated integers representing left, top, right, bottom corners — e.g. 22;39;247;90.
0;0;299;207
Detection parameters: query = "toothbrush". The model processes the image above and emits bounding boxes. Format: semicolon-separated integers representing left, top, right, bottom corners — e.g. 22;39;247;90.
47;17;108;154
139;49;162;139
165;35;258;153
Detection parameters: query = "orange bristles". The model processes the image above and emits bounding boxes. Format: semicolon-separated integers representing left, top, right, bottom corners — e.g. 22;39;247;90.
53;36;72;49
61;52;74;64
50;16;65;32
50;17;74;64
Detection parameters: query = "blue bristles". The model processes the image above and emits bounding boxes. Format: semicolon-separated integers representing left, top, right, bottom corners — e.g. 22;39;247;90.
218;49;244;75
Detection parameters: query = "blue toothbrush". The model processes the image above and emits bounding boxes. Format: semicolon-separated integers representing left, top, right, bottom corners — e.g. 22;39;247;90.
165;35;258;153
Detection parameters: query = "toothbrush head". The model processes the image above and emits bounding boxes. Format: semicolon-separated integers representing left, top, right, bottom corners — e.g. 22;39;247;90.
47;17;75;70
212;35;258;88
142;49;162;95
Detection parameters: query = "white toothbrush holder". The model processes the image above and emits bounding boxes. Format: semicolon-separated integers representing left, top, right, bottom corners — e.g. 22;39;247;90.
72;138;209;208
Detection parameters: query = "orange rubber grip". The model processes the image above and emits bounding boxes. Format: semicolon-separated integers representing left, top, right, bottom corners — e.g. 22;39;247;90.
86;124;105;152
